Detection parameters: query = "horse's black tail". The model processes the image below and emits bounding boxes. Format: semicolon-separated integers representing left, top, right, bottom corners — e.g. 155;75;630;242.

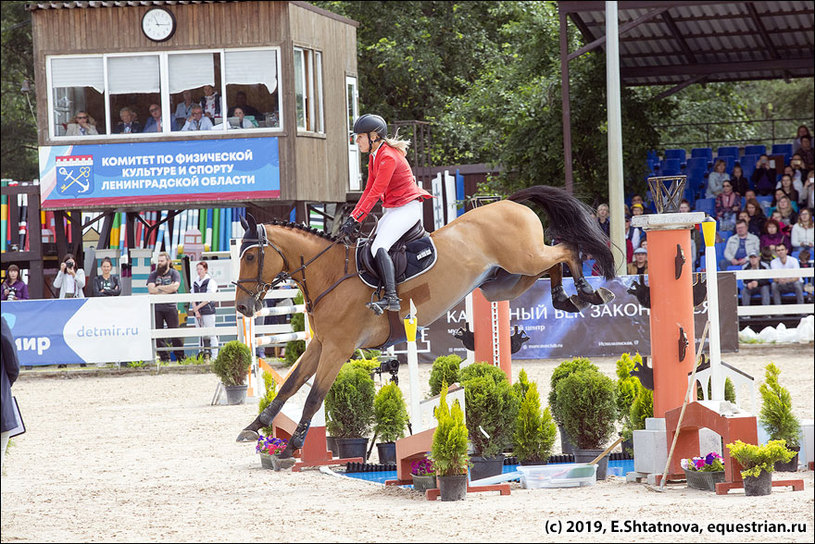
507;185;616;280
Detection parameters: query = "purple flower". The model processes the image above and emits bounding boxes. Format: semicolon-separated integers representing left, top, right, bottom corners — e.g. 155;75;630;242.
705;452;722;465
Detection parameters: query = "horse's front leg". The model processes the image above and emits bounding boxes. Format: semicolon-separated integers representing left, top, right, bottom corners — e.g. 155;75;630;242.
236;338;323;442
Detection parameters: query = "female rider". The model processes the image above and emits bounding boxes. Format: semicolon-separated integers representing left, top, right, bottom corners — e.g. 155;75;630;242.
338;114;432;314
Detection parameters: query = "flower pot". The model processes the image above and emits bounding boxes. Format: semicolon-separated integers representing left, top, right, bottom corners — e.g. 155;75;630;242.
559;426;576;455
743;469;773;496
411;473;437;493
223;384;248;405
684;469;725;491
376;442;397;465
774;446;799;472
336;437;368;460
259;452;274;469
621;438;634;456
572;448;608;480
326;436;338;458
469;454;505;482
519;458;548;466
437;474;467;501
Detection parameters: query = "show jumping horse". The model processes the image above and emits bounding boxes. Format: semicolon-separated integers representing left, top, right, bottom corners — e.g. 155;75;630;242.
234;185;616;463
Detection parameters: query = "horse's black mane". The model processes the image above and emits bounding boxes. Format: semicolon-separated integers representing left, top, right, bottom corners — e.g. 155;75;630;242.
266;219;339;242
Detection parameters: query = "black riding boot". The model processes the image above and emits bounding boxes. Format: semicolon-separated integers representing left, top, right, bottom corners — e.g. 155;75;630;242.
367;248;401;314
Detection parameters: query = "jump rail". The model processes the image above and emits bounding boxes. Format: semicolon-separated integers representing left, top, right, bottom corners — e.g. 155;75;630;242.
732;268;814;317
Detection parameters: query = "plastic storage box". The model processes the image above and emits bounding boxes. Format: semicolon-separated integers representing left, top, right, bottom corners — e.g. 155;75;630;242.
517;464;597;489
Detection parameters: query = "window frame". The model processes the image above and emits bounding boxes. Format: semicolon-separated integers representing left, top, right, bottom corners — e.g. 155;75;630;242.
293;45;325;135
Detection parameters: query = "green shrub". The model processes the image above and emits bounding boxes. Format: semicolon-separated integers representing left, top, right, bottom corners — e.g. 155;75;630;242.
325;364;375;439
726;439;796;478
459;363;519;458
374;382;409;443
696;377;736;403
759;363;801;448
548;357;599;427
557;368;617;450
212;341;252;386
615;353;641;422
349;357;380;374
513;368;532;402
429;355;462;396
257;370;278;436
431;382;469;476
284;291;306;367
513;381;557;464
629;386;653;433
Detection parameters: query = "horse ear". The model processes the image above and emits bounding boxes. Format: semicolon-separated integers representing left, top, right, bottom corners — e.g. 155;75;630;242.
246;213;258;231
240;215;249;231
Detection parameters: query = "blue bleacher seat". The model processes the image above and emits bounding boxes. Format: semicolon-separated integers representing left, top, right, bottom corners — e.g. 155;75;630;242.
744;145;766;156
740;154;757;180
664;149;686;163
661;158;681;175
717;146;740;158
755;195;773;214
727;264;742;271
772;143;793;156
691;147;713;163
719;230;733;241
695;198;715;217
714;242;727;267
721;155;736;174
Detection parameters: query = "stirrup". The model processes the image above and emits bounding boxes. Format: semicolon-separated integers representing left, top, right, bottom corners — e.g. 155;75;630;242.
366;295;401;315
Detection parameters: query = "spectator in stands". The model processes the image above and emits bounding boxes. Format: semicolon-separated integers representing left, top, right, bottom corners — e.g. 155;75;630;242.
799;135;814;171
793;125;812;154
174;90;195;130
53;253;86;298
181;105;214;131
760;218;791;255
723;219;759;269
191;261;219;360
772;194;798;226
744;198;767;237
627;206;646;251
740;250;771;306
706;159;730;199
92;257;121;297
784;161;805;195
751;155;776;196
66;111;99;136
627;247;648;275
596;203;610;237
791;208;814;253
776;175;800;209
730;164;750;196
770;244;804;305
229;107;256;129
715;180;741;231
112;106;142;134
760;245;775;266
143;104;166;133
147;252;185;363
200;84;221;121
805;170;815;210
227;91;262;120
1;265;29;301
631;194;645;209
679;200;703;264
624;216;634;263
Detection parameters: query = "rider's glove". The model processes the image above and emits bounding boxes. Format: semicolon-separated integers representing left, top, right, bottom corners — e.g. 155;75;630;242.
339;217;359;237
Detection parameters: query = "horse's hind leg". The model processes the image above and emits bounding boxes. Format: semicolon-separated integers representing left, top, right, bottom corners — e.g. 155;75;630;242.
548;262;587;313
236;338;323;442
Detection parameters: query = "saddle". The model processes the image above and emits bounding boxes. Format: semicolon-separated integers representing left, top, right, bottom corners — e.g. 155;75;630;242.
355;221;437;288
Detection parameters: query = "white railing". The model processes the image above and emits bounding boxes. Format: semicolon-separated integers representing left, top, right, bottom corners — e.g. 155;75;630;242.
733;268;815;317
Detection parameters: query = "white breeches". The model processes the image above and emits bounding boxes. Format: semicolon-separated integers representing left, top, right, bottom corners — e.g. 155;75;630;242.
196;313;219;357
370;200;424;257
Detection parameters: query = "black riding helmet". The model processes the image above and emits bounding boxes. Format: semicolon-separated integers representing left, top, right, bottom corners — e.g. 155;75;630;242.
353;114;387;151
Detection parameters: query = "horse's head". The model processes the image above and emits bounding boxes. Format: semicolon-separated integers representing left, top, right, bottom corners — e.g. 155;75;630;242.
234;213;289;317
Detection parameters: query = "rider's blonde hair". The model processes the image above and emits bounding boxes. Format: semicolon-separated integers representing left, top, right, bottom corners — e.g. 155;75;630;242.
383;129;410;157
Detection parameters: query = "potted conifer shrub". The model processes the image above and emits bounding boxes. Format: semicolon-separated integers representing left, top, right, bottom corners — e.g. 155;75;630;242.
615;353;642;454
726;439;796;496
431;382;469;501
325;363;375;459
212;341;252;405
759;363;801;471
513;371;557;466
549;357;599;454
373;382;409;464
556;367;617;480
428;354;461;396
458;362;519;481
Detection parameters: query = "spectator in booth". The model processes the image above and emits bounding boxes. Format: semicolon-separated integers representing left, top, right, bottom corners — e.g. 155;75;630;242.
227;91;262;120
729;164;750;196
1;265;29;301
53;253;86;298
174;90;195;130
751;154;777;196
793;125;812;153
760;218;791;255
65;111;99;136
112;106;142;134
148;252;185;363
770;243;804;305
741;251;771;307
723;219;760;269
143;104;167;133
229;107;256;129
744;198;767;237
191;261;219;360
92;257;121;297
799;135;814;171
706;159;730;199
200;84;221;121
715;180;741;232
771;194;798;226
596;203;610;237
627;247;648;275
775;175;800;210
181;105;214;131
791;208;814;253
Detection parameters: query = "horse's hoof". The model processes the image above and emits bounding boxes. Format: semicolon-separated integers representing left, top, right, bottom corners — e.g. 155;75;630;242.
236;429;259;442
272;456;297;471
577;286;615;306
553;296;584;313
568;295;591;311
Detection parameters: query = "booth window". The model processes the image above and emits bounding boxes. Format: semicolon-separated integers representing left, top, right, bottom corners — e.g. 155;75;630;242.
49;56;106;136
107;55;161;135
294;47;324;133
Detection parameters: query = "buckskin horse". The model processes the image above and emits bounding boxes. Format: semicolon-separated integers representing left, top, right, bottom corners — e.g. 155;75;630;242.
234;185;616;462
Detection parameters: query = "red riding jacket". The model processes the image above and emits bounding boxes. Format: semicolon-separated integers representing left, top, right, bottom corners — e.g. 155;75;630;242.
350;143;432;222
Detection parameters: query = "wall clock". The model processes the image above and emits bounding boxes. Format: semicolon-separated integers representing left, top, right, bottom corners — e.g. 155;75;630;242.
142;7;177;42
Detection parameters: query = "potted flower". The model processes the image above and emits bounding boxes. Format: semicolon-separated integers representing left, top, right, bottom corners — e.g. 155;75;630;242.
556;367;617;480
513;374;557;466
548;357;599;454
212;340;252;404
759;363;801;471
410;458;436;493
428;354;461;396
373;382;409;464
458;362;519;481
430;382;469;501
681;452;725;491
726;439;796;496
256;434;288;470
325;363;375;459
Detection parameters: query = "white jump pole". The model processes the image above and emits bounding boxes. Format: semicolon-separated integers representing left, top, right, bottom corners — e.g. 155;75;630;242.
403;299;422;432
701;217;723;400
